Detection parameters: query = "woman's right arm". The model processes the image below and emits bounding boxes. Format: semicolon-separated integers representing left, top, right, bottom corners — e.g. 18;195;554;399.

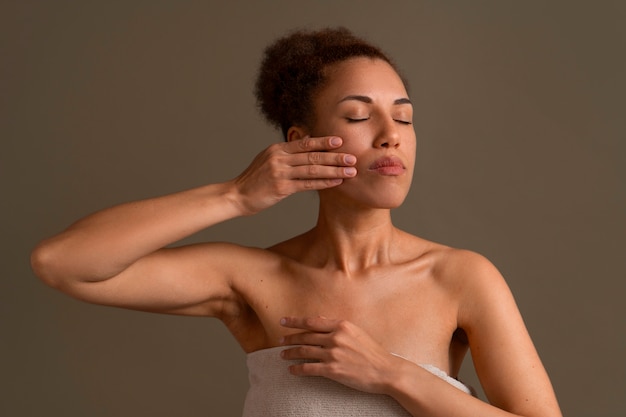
30;136;356;317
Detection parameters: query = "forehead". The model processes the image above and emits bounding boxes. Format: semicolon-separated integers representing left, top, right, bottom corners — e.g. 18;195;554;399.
317;57;408;104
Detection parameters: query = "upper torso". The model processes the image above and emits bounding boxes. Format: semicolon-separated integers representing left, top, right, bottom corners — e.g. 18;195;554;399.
221;230;470;379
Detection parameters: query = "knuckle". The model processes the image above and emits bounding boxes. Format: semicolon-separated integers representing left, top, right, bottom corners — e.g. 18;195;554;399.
326;361;342;376
267;154;282;170
275;183;291;197
336;320;352;332
266;164;279;178
325;178;342;187
336;319;349;329
308;152;321;164
307;165;319;176
302;179;315;190
268;169;282;182
300;362;316;374
326;347;340;361
268;143;284;154
298;137;313;151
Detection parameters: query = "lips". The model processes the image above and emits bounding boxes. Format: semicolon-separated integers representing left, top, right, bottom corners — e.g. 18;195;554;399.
368;156;406;176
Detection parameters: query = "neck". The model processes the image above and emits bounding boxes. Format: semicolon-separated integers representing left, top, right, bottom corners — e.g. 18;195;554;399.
305;198;398;275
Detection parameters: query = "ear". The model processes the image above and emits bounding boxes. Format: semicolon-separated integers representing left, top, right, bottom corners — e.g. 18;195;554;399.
286;126;309;142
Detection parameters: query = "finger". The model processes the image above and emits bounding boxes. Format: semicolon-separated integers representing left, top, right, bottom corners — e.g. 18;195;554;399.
289;165;357;181
280;316;338;332
283;136;343;154
280;330;328;347
289;151;357;168
280;346;331;377
293;178;345;191
280;344;327;362
287;361;331;378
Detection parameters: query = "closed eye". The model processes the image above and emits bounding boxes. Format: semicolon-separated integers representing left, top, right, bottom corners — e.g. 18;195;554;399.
345;117;370;123
394;119;413;125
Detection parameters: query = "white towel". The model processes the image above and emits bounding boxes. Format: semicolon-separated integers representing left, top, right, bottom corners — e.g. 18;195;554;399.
242;346;471;417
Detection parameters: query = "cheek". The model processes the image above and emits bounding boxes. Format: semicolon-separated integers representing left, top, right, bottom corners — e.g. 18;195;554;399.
312;125;370;154
334;126;372;150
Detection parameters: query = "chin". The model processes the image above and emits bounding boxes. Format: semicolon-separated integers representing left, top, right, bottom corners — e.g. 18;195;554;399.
365;183;411;208
320;180;411;210
343;189;409;210
373;197;407;209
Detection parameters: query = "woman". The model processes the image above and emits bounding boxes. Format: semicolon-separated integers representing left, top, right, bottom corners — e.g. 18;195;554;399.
31;28;562;416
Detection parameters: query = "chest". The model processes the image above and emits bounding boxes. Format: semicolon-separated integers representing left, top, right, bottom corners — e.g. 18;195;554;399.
236;264;459;364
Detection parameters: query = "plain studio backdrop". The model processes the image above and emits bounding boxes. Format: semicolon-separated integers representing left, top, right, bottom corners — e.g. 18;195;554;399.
1;1;624;416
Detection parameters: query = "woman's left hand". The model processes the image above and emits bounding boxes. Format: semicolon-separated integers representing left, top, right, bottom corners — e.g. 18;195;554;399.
279;316;403;394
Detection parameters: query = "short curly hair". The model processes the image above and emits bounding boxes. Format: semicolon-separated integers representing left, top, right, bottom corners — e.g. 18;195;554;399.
255;27;403;139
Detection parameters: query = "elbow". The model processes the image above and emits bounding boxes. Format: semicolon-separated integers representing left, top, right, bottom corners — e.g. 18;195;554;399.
30;239;67;289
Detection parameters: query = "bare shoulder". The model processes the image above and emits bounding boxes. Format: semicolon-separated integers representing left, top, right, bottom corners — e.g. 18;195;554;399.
425;245;506;292
396;232;497;281
403;239;512;318
400;237;561;414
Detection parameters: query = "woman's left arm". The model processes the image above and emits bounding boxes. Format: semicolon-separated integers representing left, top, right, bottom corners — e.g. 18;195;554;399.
384;251;562;416
452;251;562;416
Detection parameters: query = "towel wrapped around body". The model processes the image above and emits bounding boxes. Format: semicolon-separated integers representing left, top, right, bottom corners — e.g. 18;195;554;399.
242;346;472;417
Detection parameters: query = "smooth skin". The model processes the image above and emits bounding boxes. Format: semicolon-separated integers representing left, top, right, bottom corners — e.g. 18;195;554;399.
31;57;561;417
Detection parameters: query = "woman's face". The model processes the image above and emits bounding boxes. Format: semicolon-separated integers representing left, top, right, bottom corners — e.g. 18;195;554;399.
308;57;416;210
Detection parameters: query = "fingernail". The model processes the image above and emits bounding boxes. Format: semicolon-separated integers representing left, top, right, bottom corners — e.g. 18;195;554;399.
345;167;357;176
330;137;342;146
345;155;356;164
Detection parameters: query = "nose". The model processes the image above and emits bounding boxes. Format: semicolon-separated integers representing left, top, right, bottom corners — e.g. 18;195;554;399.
373;116;401;149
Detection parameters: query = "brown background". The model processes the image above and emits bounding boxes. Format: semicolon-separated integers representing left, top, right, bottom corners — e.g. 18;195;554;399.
2;1;624;416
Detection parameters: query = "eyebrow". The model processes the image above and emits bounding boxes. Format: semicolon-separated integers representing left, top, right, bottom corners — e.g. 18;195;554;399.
338;95;412;105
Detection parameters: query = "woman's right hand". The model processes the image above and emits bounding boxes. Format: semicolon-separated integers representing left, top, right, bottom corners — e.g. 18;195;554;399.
232;136;357;215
